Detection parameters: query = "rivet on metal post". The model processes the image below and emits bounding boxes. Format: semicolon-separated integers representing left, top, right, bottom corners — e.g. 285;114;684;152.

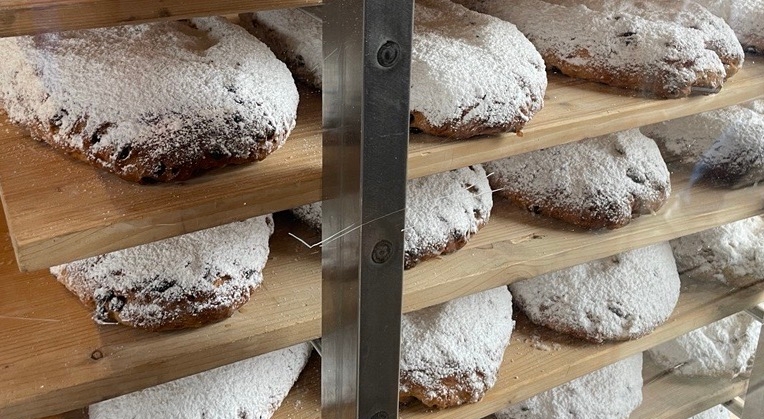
371;411;390;419
377;41;400;68
371;240;393;264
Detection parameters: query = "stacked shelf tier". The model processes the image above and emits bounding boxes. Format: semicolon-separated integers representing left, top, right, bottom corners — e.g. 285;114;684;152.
1;58;763;271
180;279;760;419
3;162;764;418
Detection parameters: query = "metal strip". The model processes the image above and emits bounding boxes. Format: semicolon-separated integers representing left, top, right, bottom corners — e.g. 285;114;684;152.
321;0;413;418
742;322;764;419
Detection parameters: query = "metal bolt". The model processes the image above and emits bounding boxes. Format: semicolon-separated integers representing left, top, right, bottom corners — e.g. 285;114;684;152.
370;411;389;419
371;240;393;264
377;41;400;68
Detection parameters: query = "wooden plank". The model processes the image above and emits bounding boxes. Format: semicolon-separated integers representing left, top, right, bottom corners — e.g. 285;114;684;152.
0;86;323;272
0;211;323;419
632;358;748;419
2;163;763;419
401;168;764;313
0;0;321;37
1;59;763;271
269;279;764;419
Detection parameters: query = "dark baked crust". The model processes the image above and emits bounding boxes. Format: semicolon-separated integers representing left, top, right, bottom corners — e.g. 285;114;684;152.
56;264;255;331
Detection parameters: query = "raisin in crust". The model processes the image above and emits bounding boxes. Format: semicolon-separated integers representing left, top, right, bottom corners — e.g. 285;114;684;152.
51;215;274;331
0;17;298;183
459;0;729;98
546;0;744;77
510;243;680;343
485;129;670;230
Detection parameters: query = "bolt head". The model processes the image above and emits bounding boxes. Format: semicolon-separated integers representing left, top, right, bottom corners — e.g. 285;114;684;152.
377;41;400;68
371;240;393;264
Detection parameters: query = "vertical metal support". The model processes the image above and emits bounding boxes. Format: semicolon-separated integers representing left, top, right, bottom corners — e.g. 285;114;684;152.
321;0;413;418
742;315;764;419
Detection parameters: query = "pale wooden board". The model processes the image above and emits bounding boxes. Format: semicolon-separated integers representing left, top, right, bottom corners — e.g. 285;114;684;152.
631;358;748;419
0;211;323;419
2;59;764;271
401;168;764;313
0;0;320;37
46;352;749;419
4;164;764;419
268;279;764;419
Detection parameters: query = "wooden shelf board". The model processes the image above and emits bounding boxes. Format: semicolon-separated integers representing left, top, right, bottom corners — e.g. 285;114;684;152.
0;0;321;37
1;58;763;271
48;342;750;419
401;168;764;313
270;279;764;419
631;357;748;419
4;163;764;419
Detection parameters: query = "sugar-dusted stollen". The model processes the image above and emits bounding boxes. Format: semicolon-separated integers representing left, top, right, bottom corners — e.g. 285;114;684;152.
744;99;764;114
292;165;492;269
400;286;514;408
641;105;764;188
89;343;312;419
484;129;671;230
510;243;680;343
544;0;744;76
495;354;643;419
670;216;764;288
0;17;298;183
690;405;733;419
458;0;728;98
242;0;547;139
693;0;764;53
51;215;274;331
648;312;761;378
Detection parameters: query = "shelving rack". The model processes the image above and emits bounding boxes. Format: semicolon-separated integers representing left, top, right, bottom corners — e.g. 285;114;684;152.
1;1;764;419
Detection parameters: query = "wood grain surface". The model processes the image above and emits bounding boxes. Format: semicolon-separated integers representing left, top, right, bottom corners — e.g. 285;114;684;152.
263;279;763;419
1;58;763;271
4;161;764;418
0;0;320;37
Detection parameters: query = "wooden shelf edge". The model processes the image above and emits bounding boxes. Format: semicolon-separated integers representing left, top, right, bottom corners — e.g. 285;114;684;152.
47;339;751;419
402;167;764;313
0;0;322;38
631;357;748;419
268;279;764;419
1;59;762;271
4;165;764;419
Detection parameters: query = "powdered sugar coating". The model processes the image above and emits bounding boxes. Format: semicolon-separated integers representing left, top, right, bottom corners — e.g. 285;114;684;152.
0;17;298;183
545;0;744;75
51;215;274;330
400;286;514;408
484;129;671;230
648;312;761;378
241;8;323;89
743;99;764;114
690;405;732;419
495;354;643;419
89;342;312;419
641;105;764;188
670;216;764;287
460;0;727;97
244;0;547;138
693;0;764;52
292;165;492;269
510;242;680;342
